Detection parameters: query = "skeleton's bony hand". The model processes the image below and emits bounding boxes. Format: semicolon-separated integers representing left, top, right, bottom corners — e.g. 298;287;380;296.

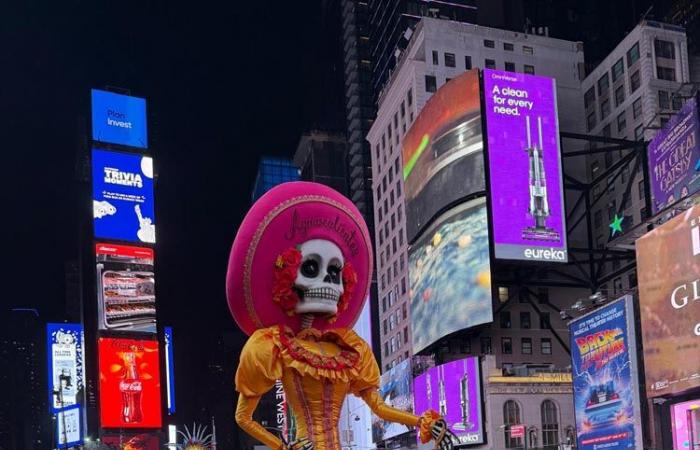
430;419;458;450
286;437;314;450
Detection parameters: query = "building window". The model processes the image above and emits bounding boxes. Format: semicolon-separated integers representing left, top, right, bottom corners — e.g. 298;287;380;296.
587;112;596;131
523;46;534;55
540;312;551;329
604;150;613;168
480;337;492;354
591;160;599;175
396;179;401;197
498;286;509;302
504;401;523;448
635;124;644;141
400;276;406;294
484;39;495;48
600;98;610;119
657;66;676;81
607;175;615;193
505;61;515;72
597;73;610;96
611;58;624;82
671;93;683;110
541;338;552;354
403;327;408;344
627;42;640;66
608;200;617;220
584;87;596;108
502;337;513;354
630;70;640;92
654;39;675;59
432;50;439;65
522;337;533;354
617;112;626;133
524;64;535;75
425;75;437;93
538;287;549;303
485;59;496;69
541;400;559;450
614;85;625;107
613;277;623;293
444;52;455;68
632;97;642;119
503;42;514;51
500;311;512;328
520;312;531;329
595;209;603;227
638;180;645;200
464;55;472;70
407;88;413;107
629;272;638;288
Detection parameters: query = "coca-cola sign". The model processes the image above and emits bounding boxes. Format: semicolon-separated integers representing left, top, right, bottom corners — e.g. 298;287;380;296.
98;337;162;428
636;205;700;397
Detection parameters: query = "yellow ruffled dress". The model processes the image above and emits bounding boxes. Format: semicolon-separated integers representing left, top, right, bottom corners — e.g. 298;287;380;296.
235;325;436;450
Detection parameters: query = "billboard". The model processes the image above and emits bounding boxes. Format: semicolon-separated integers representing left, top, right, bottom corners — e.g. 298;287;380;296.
413;357;484;445
372;359;413;442
671;398;700;450
98;337;162;429
409;197;492;353
102;433;160;450
402;70;485;242
164;326;176;415
47;323;85;412
637;205;700;397
648;94;700;214
96;243;156;333
569;296;643;450
93;148;156;244
56;404;83;448
483;69;568;262
91;89;148;148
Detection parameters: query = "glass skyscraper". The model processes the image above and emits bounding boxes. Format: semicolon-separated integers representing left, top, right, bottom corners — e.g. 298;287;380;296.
251;156;301;203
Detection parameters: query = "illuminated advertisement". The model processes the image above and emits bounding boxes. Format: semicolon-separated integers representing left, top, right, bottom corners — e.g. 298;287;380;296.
92;89;148;148
648;94;700;214
56;404;83;448
409;197;492;353
93;148;156;244
402;69;485;242
96;243;156;333
164;326;176;415
483;69;568;262
47;323;85;412
671;399;700;450
569;296;642;450
103;433;160;450
637;205;700;397
372;359;413;442
413;357;484;445
256;380;296;444
98;337;162;429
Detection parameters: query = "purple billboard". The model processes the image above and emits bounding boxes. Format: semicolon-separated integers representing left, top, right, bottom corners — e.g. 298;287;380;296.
483;69;567;262
413;357;484;445
648;93;700;214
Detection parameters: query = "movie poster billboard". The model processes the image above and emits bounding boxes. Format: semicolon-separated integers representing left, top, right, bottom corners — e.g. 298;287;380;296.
47;323;85;412
56;404;83;448
96;243;156;333
91;89;148;148
671;398;700;450
413;357;484;445
372;359;413;442
483;69;568;263
637;205;700;397
164;326;176;415
92;148;156;244
98;337;162;429
102;433;160;450
648;94;700;214
569;296;643;450
402;69;485;242
409;197;492;353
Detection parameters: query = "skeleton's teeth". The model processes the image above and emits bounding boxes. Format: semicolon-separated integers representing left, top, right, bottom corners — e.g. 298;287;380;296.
303;287;341;302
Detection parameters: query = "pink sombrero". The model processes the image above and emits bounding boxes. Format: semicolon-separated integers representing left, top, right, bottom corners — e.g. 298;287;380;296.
226;181;373;335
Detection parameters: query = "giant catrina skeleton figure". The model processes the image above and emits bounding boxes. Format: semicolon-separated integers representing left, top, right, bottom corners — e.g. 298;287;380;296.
227;182;457;450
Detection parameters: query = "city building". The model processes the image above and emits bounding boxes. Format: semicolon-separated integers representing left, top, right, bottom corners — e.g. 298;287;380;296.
581;20;695;294
293;130;349;196
250;157;300;203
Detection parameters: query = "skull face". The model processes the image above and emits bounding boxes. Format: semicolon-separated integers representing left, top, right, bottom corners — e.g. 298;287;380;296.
294;239;345;315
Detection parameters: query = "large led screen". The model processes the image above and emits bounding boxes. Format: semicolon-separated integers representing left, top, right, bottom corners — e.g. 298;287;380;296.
96;243;156;333
569;296;643;450
102;433;160;450
372;359;413;442
47;323;85;412
92;89;148;148
671;398;700;450
409;197;492;353
483;69;568;262
56;404;83;448
637;205;700;397
402;70;485;242
648;93;700;214
93;148;155;244
413;357;484;445
98;337;162;429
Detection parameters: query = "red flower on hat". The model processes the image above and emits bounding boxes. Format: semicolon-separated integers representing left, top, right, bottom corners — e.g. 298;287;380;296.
272;247;303;315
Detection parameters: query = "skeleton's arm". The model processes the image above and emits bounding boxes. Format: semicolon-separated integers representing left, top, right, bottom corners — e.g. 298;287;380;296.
235;394;284;450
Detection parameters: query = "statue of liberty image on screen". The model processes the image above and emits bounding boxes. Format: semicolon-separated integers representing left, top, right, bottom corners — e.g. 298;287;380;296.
522;115;560;242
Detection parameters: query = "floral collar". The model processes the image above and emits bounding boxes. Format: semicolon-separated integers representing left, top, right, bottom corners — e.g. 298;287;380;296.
276;325;360;371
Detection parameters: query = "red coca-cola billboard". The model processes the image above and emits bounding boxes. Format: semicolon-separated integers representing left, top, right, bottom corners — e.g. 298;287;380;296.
98;337;162;428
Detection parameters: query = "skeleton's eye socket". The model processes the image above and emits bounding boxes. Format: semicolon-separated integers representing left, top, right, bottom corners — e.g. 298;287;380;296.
328;265;341;283
301;259;319;278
